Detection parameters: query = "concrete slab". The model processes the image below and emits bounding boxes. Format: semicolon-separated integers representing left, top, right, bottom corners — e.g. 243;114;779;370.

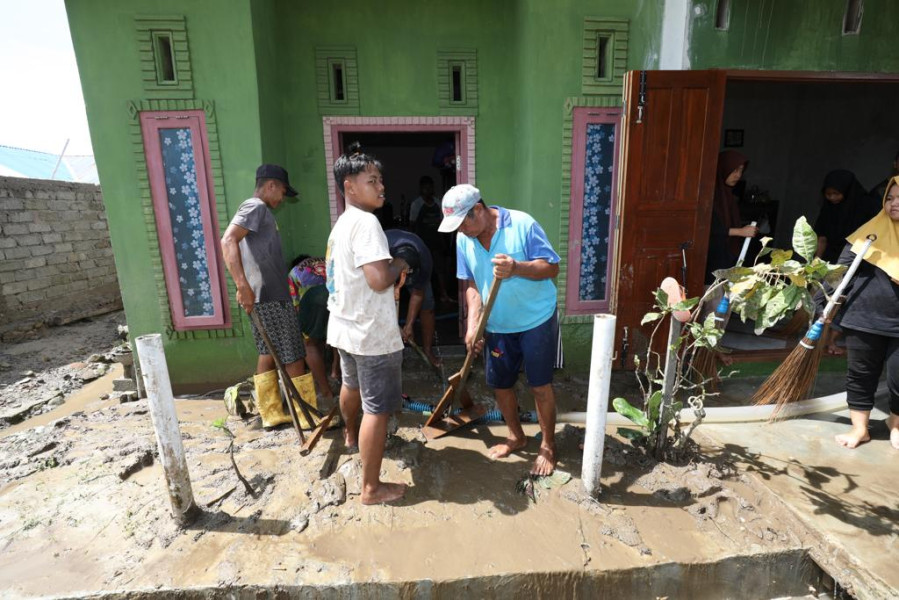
0;379;824;599
701;387;898;600
0;348;889;599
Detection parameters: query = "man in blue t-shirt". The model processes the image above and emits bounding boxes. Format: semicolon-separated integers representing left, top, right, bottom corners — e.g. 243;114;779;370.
438;184;561;476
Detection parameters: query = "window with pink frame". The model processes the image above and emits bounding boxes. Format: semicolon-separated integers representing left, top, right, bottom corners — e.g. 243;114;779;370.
140;110;230;330
565;107;621;315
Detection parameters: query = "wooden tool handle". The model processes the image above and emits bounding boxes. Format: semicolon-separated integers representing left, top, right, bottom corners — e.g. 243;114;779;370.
457;277;502;390
249;310;306;443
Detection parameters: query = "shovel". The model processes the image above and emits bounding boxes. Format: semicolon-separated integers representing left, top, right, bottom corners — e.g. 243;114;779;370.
421;277;501;439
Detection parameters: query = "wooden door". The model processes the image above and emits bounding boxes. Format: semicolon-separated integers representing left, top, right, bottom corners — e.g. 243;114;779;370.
614;70;726;368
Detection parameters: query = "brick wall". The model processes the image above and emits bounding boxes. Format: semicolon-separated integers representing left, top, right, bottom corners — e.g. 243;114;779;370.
0;176;122;341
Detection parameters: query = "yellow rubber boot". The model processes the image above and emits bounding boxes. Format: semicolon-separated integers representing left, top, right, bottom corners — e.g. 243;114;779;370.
290;373;319;430
254;370;291;428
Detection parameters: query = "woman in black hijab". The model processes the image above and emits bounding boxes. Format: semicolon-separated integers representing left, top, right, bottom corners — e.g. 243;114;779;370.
705;150;759;284
814;170;880;263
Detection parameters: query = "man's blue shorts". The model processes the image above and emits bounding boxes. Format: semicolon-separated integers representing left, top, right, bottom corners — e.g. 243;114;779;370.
484;311;557;389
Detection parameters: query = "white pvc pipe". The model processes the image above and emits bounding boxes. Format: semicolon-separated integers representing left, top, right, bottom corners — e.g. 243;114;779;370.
559;385;886;426
582;314;616;498
135;334;199;525
736;221;757;266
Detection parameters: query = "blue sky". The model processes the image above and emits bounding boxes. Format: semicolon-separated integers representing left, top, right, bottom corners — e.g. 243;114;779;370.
0;0;93;155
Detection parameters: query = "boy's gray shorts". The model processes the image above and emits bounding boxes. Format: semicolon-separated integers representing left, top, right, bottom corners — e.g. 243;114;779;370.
338;349;403;415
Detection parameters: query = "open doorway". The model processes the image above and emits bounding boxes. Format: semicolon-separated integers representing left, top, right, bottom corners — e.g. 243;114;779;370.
330;128;465;346
717;79;899;358
614;70;899;367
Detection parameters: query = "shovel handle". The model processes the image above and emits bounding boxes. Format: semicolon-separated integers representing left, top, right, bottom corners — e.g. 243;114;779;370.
457;277;503;392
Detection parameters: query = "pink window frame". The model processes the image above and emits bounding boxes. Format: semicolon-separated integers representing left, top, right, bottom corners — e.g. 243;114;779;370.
322;116;475;224
140;110;231;330
565;106;622;315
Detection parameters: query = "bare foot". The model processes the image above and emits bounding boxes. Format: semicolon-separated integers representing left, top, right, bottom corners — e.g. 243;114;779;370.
424;349;443;368
488;437;527;459
361;482;406;505
826;343;846;357
531;445;555;477
834;428;870;449
344;430;359;452
887;414;899;450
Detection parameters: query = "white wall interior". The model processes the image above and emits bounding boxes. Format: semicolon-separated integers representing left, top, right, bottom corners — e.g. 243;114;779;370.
721;80;898;247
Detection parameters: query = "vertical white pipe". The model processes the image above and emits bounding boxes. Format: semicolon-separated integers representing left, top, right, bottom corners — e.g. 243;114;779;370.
582;314;617;498
659;0;691;70
134;334;199;525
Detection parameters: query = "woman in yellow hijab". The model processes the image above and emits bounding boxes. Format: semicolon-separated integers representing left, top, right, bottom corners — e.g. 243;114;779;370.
832;176;899;449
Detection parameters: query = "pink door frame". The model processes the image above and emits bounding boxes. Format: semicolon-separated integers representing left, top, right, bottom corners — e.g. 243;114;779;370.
322;116;476;224
565;106;622;316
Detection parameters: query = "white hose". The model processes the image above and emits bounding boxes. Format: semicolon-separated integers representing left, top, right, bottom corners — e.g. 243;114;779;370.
557;384;886;425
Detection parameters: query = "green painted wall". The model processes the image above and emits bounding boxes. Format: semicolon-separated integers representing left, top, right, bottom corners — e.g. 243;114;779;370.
688;0;899;72
269;0;662;372
66;0;268;387
66;0;898;382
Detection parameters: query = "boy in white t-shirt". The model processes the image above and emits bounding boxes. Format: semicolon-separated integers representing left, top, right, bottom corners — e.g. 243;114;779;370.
326;143;409;505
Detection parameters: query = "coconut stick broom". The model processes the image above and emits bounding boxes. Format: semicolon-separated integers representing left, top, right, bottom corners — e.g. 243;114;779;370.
692;223;757;388
752;234;877;415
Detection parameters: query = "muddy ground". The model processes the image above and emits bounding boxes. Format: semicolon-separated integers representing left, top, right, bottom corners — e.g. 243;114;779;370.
0;314;857;598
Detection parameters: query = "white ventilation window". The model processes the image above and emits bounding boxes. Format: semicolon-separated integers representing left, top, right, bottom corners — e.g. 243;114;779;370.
596;34;611;80
152;32;177;84
715;0;731;31
329;60;346;103
843;0;863;34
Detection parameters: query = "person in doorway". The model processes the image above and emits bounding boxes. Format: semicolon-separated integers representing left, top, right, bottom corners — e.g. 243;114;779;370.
870;149;899;201
829;177;899;450
288;255;337;409
411;175;453;305
439;184;561;476
705;150;759;284
385;229;441;367
814;170;880;264
221;165;317;429
326;142;409;505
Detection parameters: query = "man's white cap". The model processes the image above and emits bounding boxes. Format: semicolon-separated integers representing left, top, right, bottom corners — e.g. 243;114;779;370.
438;184;481;233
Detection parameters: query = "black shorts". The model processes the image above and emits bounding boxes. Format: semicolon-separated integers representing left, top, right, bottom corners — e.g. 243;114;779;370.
299;285;329;341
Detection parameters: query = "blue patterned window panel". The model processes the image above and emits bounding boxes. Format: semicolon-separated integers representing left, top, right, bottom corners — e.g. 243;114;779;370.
579;123;615;302
159;128;214;317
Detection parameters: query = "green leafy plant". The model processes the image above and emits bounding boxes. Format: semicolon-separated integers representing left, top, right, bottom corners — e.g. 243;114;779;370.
713;217;846;333
614;218;844;461
613;288;712;461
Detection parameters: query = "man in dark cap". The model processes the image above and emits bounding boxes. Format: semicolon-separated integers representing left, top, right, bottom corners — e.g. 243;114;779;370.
221;164;317;429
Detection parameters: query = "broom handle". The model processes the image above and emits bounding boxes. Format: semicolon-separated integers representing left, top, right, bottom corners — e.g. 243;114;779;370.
820;235;876;323
735;221;757;267
715;222;757;320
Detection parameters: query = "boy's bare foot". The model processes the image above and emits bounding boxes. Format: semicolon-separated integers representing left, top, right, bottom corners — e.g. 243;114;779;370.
887;414;899;450
488;437;527;459
345;430;358;452
834;427;870;449
531;445;555;476
361;482;406;505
